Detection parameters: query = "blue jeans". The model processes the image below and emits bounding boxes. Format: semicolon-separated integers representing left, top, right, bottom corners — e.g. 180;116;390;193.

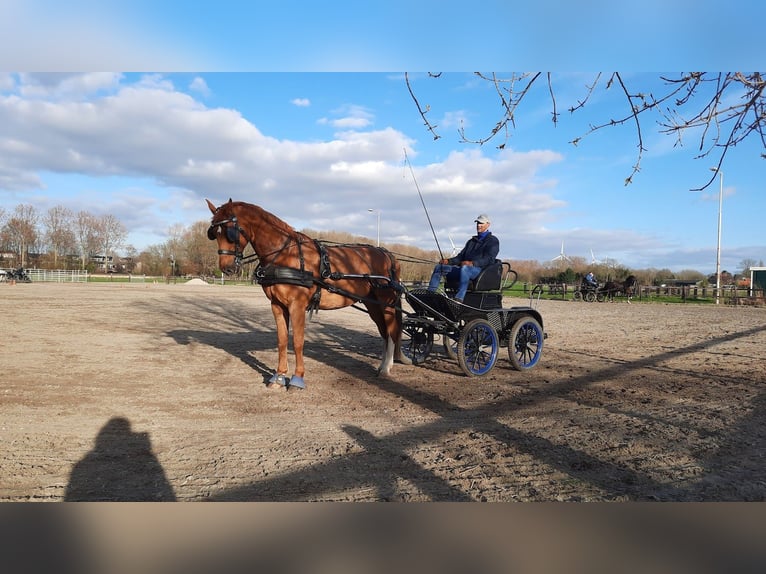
427;264;482;301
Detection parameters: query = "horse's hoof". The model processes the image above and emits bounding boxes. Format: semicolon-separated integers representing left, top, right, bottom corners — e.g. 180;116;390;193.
395;354;412;366
287;375;306;390
267;373;288;387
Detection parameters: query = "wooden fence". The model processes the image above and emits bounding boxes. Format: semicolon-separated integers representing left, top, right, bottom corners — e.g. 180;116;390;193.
522;282;766;306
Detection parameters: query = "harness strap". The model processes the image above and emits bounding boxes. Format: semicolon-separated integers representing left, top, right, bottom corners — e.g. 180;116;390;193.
254;241;404;318
307;240;331;318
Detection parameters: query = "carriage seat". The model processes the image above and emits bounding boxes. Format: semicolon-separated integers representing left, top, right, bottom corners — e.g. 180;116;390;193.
445;259;504;293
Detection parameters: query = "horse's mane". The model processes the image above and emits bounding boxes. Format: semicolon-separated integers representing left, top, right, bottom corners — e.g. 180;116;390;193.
233;201;312;242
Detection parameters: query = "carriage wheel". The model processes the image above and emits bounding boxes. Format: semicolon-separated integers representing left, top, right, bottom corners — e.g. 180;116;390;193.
401;321;434;365
572;290;583;302
596;292;605;302
585;291;596;302
457;319;499;377
507;316;544;371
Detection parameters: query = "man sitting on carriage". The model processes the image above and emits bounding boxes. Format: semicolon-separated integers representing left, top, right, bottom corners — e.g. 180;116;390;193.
426;214;500;303
583;271;598;289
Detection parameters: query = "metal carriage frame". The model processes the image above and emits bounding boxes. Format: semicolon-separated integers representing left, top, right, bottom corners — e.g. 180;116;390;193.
401;262;546;377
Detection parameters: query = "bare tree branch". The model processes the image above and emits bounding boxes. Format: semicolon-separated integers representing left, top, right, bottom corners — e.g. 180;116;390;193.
407;72;766;191
459;73;541;147
405;72;441;141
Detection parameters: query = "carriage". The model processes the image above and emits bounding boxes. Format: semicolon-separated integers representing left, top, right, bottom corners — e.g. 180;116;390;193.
596;275;639;302
207;199;545;389
572;277;599;302
0;267;31;283
572;275;638;303
400;260;545;377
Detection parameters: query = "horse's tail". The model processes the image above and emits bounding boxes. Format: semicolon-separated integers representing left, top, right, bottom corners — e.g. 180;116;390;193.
383;247;405;339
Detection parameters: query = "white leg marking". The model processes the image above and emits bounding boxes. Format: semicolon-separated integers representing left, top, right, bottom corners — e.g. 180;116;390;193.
378;335;395;376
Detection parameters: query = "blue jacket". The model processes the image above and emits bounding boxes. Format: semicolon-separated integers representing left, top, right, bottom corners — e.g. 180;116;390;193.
448;232;500;269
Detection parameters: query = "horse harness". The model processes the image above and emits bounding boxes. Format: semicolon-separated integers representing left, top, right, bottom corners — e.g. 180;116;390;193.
207;215;259;267
256;241;403;316
208;215;401;315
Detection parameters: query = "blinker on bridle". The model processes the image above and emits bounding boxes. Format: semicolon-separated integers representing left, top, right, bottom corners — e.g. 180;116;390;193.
207;215;250;267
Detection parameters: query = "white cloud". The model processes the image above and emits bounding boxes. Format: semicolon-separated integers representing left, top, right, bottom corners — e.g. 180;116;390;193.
332;116;372;129
0;74;570;258
16;73;122;98
189;77;211;97
320;104;374;129
291;98;310;107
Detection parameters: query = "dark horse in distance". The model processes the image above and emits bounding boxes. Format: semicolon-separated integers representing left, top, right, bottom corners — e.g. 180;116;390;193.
207;199;409;390
599;275;639;302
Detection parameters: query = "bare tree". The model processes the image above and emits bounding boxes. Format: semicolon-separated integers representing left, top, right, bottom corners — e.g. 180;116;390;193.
122;244;138;273
739;258;761;276
138;243;173;276
98;214;127;272
74;211;101;270
43;205;76;268
165;223;186;277
405;72;765;190
1;204;39;266
183;220;219;276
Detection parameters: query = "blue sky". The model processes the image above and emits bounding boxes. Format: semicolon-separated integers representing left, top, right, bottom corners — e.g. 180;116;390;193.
1;2;763;274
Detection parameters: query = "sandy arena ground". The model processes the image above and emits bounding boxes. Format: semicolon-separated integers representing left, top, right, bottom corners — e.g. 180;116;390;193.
1;281;765;501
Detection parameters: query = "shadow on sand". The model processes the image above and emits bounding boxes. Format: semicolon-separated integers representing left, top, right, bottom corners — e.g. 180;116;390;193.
65;416;176;502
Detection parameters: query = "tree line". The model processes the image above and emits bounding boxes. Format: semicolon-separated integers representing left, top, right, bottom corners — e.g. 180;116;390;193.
1;204;127;271
2;201;761;284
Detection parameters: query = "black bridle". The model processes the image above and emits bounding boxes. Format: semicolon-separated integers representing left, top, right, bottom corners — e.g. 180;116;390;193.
207;215;254;269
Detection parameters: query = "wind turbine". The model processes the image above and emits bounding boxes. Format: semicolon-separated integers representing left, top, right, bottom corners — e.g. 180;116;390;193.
447;233;460;256
551;241;572;264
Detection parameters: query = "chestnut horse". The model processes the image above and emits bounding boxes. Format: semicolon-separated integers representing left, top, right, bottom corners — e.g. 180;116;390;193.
206;199;409;390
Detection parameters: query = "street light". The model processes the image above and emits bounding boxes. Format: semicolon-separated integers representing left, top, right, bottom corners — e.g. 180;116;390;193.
367;208;380;247
710;167;723;305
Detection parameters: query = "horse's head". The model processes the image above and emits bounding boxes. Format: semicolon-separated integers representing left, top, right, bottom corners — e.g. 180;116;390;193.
206;198;249;275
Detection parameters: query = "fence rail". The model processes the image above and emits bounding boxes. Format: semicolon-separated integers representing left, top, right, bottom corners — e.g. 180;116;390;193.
521;282;766;306
1;268;89;283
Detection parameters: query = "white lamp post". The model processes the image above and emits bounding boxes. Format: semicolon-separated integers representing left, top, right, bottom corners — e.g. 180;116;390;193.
367;208;380;247
710;167;723;305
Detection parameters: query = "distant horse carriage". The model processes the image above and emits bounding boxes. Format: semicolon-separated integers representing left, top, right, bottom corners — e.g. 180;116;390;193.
596;275;639;303
0;267;31;283
572;275;638;303
572;277;600;302
206;199;545;388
